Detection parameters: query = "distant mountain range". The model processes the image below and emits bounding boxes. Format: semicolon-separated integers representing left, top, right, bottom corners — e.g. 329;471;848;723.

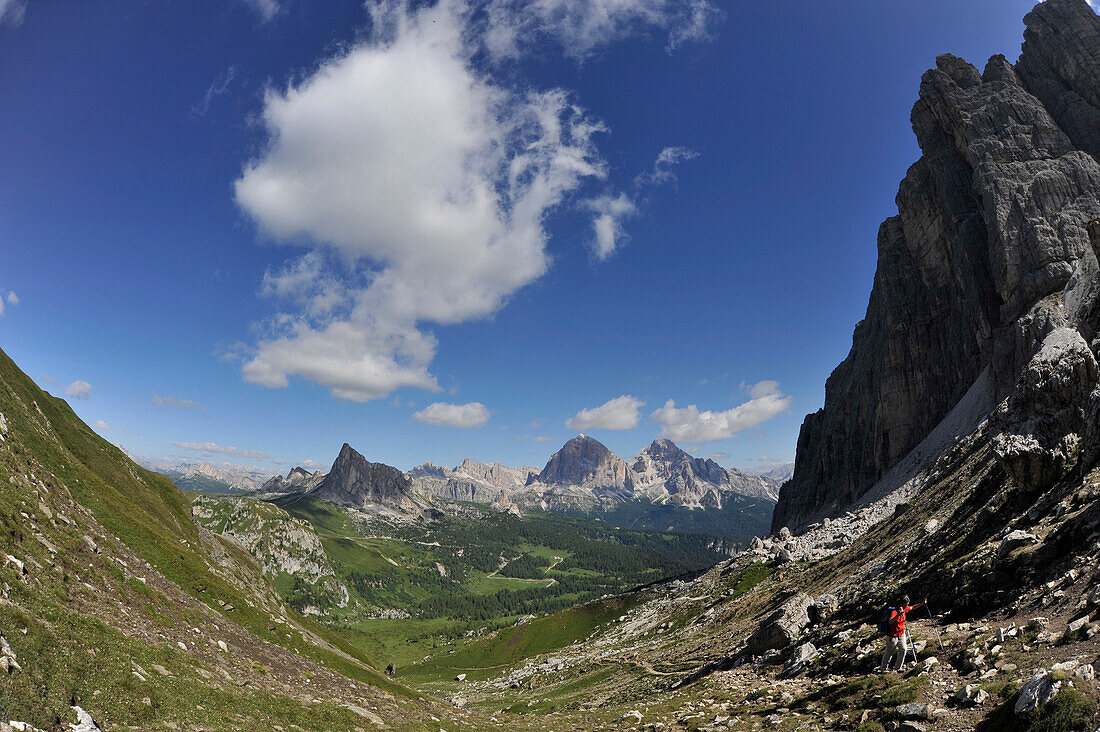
142;459;276;494
154;435;779;535
756;462;795;483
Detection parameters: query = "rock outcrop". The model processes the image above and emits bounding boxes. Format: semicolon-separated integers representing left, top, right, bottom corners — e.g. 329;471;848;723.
191;495;348;607
774;0;1100;532
312;443;424;515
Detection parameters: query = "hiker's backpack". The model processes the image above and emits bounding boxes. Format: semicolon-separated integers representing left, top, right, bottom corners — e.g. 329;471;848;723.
877;607;897;636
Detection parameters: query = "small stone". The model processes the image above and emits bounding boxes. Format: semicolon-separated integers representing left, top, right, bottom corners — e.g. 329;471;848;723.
82;536;99;554
455;673;466;682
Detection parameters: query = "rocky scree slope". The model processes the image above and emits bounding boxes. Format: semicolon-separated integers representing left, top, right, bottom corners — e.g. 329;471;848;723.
775;0;1100;533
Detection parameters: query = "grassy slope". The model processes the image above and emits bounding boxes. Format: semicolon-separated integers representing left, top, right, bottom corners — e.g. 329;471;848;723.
0;346;446;729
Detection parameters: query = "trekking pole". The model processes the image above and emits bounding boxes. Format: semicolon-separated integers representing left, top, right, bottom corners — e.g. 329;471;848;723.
925;602;945;652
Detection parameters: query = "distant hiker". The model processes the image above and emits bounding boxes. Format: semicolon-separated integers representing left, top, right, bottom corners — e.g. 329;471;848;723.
879;595;926;672
385;662;395;677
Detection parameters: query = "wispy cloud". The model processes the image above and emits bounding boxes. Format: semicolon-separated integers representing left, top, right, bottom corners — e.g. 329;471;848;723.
244;0;279;22
483;0;722;62
152;395;207;411
651;381;791;442
0;0;25;26
191;65;237;118
635;146;699;188
567;395;645;430
413;401;491;428
93;420;110;431
173;441;270;459
587;193;637;260
0;290;18;317
65;380;93;400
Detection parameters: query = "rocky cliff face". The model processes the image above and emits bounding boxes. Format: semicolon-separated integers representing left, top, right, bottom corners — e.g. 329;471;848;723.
529;435;634;499
630;438;779;506
312;443;423;515
774;0;1100;533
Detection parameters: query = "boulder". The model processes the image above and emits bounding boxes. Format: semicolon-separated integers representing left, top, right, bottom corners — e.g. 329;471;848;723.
747;593;814;653
895;703;933;720
997;530;1038;558
1015;671;1062;715
68;707;101;732
781;642;817;677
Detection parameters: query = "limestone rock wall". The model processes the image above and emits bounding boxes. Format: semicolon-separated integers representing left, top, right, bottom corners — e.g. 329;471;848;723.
774;0;1100;532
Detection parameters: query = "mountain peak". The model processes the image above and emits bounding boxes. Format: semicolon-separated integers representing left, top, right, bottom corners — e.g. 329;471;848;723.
312;444;422;515
532;435;632;497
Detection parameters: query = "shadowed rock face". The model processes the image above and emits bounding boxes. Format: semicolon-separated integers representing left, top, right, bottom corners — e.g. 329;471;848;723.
774;0;1100;533
312;443;420;513
530;435;633;498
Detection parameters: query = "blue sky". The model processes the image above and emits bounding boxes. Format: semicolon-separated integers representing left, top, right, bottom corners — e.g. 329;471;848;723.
0;0;1052;474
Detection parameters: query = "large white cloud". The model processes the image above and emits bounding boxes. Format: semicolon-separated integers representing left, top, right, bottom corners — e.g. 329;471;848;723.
65;380;93;400
413;401;492;428
173;441;270;459
236;0;609;402
567;394;645;430
651;381;792;442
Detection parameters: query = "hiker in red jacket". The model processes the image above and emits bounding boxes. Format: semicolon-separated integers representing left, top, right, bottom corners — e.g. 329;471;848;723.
880;595;926;672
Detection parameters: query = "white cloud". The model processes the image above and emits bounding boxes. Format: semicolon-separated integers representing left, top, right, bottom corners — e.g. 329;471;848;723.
651;381;791;442
153;395;207;411
93;420;110;431
65;380;93;400
413;401;492;428
236;1;609;402
173;441;270;459
483;0;721;61
0;0;25;26
587;193;637;260
635;146;698;187
749;380;781;399
533;435;553;442
567;394;645;430
244;0;279;21
6;291;18;305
